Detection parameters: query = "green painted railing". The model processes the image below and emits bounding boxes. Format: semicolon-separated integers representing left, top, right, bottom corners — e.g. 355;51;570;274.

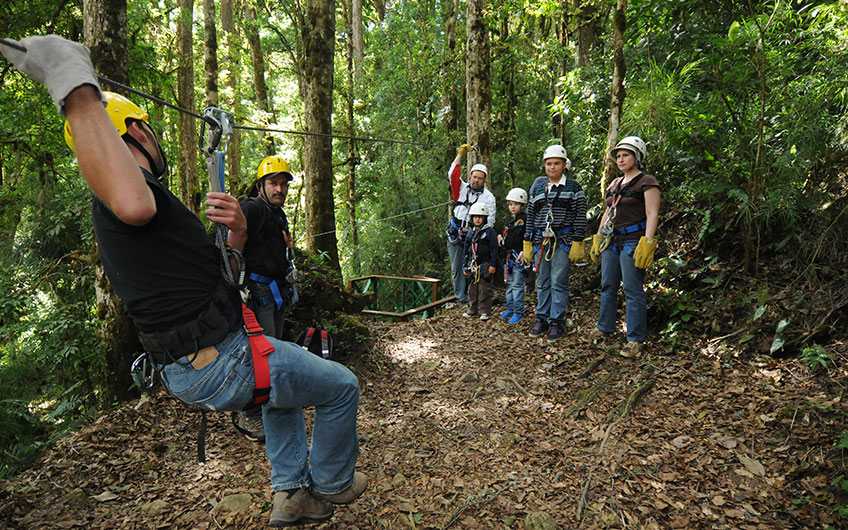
347;275;454;320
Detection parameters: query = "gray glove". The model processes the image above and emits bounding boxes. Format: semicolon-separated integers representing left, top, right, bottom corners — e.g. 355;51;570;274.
0;35;104;114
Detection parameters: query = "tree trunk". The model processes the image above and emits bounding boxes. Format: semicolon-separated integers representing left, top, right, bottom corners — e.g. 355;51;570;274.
344;0;360;277
466;0;491;170
351;0;364;83
601;0;627;196
82;0;139;404
177;0;200;214
502;10;517;187
553;8;568;143
221;0;242;193
245;2;277;156
202;0;219;108
575;2;601;67
301;0;341;274
445;0;460;158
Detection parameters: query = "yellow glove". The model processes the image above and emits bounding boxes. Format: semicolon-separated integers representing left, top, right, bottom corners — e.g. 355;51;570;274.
569;240;585;263
590;234;604;263
523;240;533;264
633;236;658;269
456;143;471;156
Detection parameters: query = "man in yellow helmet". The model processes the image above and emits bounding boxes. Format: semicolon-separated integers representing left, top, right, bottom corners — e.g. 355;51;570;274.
234;156;297;443
2;35;366;526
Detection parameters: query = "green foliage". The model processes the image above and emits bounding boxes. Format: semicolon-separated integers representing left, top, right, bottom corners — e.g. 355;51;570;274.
800;344;831;372
648;255;699;350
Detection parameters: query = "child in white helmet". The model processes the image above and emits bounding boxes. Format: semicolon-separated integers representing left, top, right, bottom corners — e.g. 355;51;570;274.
498;188;529;324
462;202;499;320
589;136;660;358
523;144;587;341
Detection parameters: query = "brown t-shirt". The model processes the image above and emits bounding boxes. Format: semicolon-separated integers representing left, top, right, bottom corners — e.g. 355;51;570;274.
603;173;660;241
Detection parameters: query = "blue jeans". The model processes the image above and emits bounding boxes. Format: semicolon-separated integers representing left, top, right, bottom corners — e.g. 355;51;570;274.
159;329;360;494
447;237;468;302
534;241;571;323
598;240;647;342
505;267;526;316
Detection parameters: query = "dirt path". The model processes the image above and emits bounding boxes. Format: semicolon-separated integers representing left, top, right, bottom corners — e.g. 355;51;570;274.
1;302;845;529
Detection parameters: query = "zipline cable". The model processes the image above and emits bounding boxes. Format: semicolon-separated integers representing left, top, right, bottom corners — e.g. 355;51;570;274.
1;37;435;148
299;200;452;242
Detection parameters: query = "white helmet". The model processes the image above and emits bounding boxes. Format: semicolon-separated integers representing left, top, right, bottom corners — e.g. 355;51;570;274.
505;187;528;204
543;144;572;169
469;163;488;178
611;136;647;164
468;202;489;217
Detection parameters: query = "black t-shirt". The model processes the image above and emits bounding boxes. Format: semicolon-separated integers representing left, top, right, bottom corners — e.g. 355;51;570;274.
92;168;239;333
240;196;291;280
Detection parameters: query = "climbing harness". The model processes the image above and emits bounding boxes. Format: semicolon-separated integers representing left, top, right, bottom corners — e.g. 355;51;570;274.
598;173;647;254
504;249;530;283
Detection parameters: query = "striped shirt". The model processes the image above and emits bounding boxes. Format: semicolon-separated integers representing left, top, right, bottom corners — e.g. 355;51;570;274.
524;175;587;245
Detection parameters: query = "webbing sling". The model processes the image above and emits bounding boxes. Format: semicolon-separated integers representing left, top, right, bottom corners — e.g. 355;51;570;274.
241;303;275;406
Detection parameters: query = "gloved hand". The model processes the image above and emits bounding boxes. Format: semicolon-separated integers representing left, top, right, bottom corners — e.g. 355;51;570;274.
633;236;658;269
523;240;533;264
590;234;604;263
569;240;585;263
456;143;471;156
0;35;104;114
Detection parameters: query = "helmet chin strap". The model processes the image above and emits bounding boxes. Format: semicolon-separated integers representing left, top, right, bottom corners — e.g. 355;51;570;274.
124;130;169;181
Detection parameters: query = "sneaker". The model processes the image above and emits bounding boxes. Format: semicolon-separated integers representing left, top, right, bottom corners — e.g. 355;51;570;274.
443;302;457;310
620;341;642;358
528;319;549;338
547;321;564;342
507;314;523;324
463;311;476;318
480;314;490;321
498;310;512;320
234;411;266;443
313;472;368;505
269;488;333;527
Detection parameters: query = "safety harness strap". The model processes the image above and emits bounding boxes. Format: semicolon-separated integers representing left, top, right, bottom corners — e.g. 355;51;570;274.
248;272;284;309
616;220;647;235
241;303;274;407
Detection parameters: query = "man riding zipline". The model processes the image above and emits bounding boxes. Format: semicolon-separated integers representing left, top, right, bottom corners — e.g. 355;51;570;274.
1;34;367;527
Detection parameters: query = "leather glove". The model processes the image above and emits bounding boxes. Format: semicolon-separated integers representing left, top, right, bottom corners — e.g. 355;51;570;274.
0;35;105;115
523;240;533;264
590;234;604;263
569;240;585;263
456;143;471;156
633;236;658;269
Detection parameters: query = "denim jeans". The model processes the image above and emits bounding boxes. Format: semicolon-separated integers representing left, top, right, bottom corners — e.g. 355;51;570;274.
598;239;647;342
159;329;360;494
534;241;571;323
505;268;526;316
248;280;286;340
447;237;468;302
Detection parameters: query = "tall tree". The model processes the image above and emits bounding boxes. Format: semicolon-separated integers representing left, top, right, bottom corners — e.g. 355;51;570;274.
202;0;219;108
351;0;364;82
301;0;341;273
245;2;276;156
601;0;626;195
466;0;491;169
221;0;242;191
575;1;602;67
176;0;200;214
82;0;139;403
343;0;360;276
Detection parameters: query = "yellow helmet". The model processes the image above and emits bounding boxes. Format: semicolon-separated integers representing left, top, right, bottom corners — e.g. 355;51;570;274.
256;156;293;183
64;92;149;152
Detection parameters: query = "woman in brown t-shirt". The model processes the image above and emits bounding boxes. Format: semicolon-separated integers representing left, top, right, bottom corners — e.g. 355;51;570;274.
588;136;661;358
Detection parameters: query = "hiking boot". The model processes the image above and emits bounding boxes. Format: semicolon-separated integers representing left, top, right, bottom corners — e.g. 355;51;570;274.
480;314;490;321
620;341;642;358
498;310;512;320
528;319;549;338
313;472;368;505
507;314;523;324
547;321;564;342
236;412;266;443
269;488;333;527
